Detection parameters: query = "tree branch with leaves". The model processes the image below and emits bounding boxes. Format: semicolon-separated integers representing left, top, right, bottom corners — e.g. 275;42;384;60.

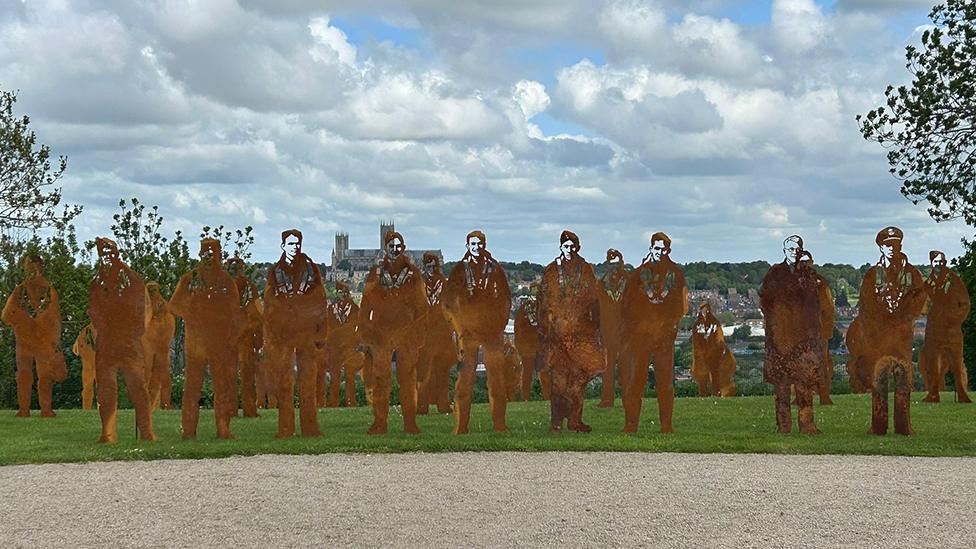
0;89;81;231
857;0;976;223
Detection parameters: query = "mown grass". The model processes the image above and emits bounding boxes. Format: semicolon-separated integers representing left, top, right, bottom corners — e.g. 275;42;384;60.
1;392;974;465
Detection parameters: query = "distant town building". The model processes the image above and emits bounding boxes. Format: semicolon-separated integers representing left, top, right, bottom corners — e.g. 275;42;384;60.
330;221;443;278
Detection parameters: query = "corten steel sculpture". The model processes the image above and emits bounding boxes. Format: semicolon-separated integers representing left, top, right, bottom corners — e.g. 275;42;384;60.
690;302;737;397
263;229;327;438
760;236;827;434
143;282;175;410
226;257;264;417
919;250;971;403
170;239;243;439
620;232;688;433
597;248;627;407
515;289;549;400
72;323;97;410
320;281;364;408
847;227;926;435
1;255;67;417
504;340;520;402
87;237;156;442
417;252;456;414
537;230;605;432
813;257;836;405
442;230;512;434
359;230;427;434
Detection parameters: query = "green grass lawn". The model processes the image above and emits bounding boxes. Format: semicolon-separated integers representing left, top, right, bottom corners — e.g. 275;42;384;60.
1;392;974;465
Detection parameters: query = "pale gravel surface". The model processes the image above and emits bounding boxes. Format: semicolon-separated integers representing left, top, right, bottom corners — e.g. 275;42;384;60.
0;452;973;548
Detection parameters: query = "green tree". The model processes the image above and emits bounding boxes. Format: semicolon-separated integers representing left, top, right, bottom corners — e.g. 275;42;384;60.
0;89;81;231
857;0;976;223
730;324;751;341
90;198;191;297
857;0;976;389
835;289;850;307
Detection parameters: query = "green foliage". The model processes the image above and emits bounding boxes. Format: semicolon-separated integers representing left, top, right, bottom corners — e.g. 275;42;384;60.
0;89;81;231
88;198;193;297
200;224;255;262
835;289;850;307
952;236;976;389
0;198;255;408
828;327;844;350
0;223;93;408
730;324;752;341
857;0;976;223
682;261;769;292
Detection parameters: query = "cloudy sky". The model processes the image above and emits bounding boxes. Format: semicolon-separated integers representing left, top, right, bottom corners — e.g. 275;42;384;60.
0;0;967;266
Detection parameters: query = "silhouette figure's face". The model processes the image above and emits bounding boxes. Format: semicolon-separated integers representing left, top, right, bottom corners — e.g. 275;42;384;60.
226;259;243;278
424;258;438;274
697;303;711;320
560;240;578;261
387;237;404;259
200;241;220;264
466;236;484;258
97;241;119;266
879;242;900;262
931;252;947;271
336;285;351;301
783;239;802;263
23;258;41;277
649;239;668;262
281;235;301;262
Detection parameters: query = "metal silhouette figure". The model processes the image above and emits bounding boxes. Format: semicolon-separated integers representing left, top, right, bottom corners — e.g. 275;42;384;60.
442;230;512;433
321;281;365;408
537;230;605;432
72;323;97;410
760;236;826;434
919;250;971;403
226;257;264;417
690;302;737;397
143;282;175;410
2;255;67;417
847;227;926;435
515;286;549;400
620;232;688;433
417;253;457;414
170;239;243;439
359;230;427;435
263;229;327;438
597;248;627;407
87;238;156;443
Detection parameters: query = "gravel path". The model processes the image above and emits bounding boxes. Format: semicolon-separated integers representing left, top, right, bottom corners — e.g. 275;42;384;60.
0;452;973;548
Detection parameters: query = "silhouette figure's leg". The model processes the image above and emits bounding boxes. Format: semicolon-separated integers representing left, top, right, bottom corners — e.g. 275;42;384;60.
14;345;33;417
871;362;889;435
395;347;421;435
893;360;913;436
453;341;479;435
622;347;651;433
774;383;792;434
598;348;615;407
297;344;323;437
483;341;508;432
95;355;118;443
367;347;392;435
653;344;676;434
